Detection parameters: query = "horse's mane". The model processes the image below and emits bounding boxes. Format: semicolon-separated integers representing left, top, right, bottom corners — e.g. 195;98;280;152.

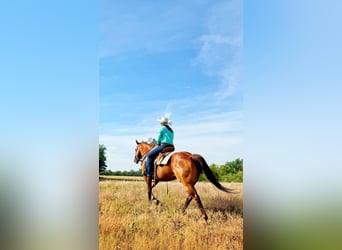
141;141;152;147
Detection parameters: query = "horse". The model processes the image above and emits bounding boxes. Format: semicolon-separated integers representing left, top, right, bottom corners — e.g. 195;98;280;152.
133;140;235;221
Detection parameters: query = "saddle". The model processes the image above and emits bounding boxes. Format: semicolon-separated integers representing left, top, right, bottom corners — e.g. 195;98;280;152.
153;145;175;180
154;145;175;166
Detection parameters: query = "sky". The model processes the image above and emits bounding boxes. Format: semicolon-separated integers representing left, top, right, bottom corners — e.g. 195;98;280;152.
1;1;98;249
1;0;342;249
99;0;243;171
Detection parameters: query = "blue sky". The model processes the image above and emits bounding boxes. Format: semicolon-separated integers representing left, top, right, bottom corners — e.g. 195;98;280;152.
99;0;243;171
1;0;342;248
243;0;342;219
1;1;98;249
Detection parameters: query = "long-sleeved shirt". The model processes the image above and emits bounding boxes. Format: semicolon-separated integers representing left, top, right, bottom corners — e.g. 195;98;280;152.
157;125;174;145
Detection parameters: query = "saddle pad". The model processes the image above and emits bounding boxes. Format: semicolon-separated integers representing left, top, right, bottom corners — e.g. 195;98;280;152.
156;151;176;166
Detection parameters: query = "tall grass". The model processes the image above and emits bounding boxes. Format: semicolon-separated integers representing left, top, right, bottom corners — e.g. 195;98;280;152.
99;180;243;250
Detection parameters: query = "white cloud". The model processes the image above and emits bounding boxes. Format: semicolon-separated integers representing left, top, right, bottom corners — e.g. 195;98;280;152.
174;111;243;165
176;135;243;165
216;65;241;100
100;111;242;171
197;34;242;68
99;135;141;171
195;0;242;98
99;1;243;171
100;1;207;57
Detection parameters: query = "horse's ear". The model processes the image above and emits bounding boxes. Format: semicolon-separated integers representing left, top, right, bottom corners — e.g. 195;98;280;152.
136;139;140;144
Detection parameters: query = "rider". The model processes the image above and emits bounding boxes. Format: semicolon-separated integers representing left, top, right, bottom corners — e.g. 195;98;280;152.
144;116;174;177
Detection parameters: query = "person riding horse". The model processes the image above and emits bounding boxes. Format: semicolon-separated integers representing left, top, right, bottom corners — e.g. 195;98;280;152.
144;116;174;177
134;139;235;220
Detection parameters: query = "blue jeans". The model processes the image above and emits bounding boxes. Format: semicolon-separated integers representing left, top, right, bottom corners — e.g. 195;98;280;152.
145;144;166;175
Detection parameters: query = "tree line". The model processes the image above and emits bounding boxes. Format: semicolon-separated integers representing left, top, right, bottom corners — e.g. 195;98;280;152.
99;144;243;182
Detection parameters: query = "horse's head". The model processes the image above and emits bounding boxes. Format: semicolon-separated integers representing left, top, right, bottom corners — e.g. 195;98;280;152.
134;140;151;164
134;140;142;164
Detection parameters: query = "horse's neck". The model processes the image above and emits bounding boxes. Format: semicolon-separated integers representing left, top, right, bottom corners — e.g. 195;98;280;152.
142;144;152;156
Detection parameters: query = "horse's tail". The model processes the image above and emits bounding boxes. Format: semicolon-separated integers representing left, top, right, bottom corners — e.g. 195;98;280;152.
191;154;236;194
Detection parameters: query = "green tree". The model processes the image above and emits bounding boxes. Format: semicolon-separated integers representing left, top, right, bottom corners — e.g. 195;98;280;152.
222;158;243;174
198;158;243;183
99;144;107;173
147;137;158;147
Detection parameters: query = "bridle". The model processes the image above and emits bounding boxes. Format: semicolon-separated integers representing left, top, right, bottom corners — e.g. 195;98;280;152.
137;154;147;165
134;146;147;165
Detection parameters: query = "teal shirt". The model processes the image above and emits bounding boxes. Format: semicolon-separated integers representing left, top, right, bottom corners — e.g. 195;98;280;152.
157;126;174;145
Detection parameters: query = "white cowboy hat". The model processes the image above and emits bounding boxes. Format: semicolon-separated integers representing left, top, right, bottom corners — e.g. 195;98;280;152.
156;116;172;125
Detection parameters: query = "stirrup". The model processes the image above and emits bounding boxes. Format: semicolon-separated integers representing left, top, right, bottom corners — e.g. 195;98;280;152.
144;170;152;176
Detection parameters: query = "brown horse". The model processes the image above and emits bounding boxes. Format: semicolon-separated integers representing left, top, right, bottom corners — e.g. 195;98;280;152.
134;140;235;220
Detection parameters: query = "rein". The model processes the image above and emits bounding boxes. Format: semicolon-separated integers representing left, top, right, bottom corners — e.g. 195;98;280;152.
138;154;147;165
136;142;153;165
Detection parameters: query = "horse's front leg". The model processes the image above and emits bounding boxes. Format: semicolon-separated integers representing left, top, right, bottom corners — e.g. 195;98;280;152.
145;175;160;205
144;175;152;200
152;179;159;188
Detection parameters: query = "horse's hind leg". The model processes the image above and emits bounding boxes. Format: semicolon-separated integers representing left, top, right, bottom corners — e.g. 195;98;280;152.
183;184;208;221
182;195;193;213
194;193;208;221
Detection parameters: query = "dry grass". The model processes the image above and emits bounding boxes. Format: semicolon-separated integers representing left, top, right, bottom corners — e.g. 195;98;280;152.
99;175;144;181
99;180;243;250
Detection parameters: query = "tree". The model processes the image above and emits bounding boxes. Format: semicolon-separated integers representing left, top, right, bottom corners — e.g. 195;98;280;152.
99;144;107;173
147;137;158;147
222;158;243;174
198;158;243;183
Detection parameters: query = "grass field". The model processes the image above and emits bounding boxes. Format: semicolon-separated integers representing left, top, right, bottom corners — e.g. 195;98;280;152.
99;175;144;181
99;179;243;249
